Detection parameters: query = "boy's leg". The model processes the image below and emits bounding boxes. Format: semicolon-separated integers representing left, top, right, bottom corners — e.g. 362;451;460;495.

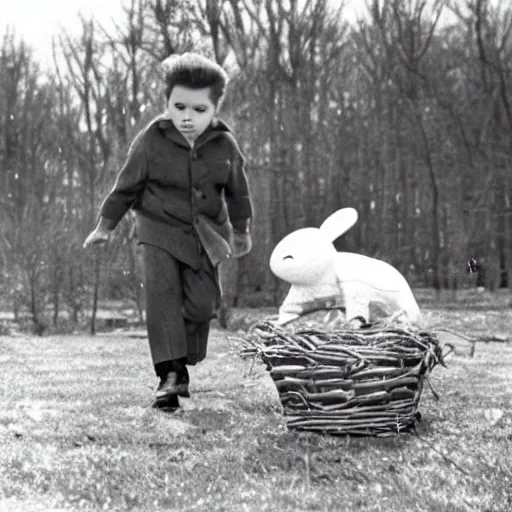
184;322;210;365
142;244;188;365
181;251;221;365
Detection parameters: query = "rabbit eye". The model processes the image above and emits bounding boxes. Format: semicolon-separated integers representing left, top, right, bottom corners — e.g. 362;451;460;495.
283;255;294;260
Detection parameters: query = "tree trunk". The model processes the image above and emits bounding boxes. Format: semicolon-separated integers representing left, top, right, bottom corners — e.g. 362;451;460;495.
90;253;101;335
52;287;60;327
29;269;45;335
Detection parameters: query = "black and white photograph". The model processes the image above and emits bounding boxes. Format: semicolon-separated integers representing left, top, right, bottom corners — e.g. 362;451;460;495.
1;0;511;511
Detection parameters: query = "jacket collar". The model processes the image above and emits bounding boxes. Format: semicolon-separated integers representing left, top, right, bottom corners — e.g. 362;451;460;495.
154;114;231;149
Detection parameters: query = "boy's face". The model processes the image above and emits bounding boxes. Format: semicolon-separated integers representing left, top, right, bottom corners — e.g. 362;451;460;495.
166;85;216;144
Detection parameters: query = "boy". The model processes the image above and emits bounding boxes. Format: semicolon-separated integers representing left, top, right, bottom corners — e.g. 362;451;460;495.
83;53;253;410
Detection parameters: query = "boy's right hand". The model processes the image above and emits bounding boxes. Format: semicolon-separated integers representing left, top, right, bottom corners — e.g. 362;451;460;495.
83;228;110;249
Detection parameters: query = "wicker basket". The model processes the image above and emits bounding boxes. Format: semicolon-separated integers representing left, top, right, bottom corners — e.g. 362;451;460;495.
239;318;444;437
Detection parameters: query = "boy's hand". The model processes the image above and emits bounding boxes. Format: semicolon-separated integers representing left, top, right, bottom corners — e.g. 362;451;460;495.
232;231;252;258
83;228;110;249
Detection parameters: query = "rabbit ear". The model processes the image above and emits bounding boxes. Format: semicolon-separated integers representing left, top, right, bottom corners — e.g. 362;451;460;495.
319;208;358;242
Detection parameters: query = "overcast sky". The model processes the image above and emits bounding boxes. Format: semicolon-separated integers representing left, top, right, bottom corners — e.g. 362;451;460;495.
2;0;461;69
2;0;126;67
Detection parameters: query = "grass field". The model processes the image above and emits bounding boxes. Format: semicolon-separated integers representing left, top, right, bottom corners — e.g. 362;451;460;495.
1;304;511;512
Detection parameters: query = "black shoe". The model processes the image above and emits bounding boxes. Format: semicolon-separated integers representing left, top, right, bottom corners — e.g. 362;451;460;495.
151;393;180;411
155;371;179;399
176;366;190;398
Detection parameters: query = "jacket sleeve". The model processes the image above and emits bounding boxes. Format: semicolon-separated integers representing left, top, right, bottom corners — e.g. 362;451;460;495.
224;139;253;234
98;130;148;230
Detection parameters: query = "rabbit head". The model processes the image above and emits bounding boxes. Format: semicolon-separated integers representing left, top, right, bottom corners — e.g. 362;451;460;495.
270;228;336;285
269;208;358;285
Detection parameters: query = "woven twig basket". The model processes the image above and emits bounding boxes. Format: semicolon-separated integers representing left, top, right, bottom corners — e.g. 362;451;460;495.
239;319;444;437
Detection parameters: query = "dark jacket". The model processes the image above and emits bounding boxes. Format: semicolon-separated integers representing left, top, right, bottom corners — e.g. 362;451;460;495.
99;115;253;269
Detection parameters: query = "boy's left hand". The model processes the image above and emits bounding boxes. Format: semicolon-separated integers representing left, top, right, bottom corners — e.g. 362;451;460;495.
233;232;252;258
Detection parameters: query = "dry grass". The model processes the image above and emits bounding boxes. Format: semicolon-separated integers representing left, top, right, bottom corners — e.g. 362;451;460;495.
0;301;511;511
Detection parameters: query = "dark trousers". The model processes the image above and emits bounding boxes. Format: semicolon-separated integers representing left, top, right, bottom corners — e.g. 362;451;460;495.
142;244;220;367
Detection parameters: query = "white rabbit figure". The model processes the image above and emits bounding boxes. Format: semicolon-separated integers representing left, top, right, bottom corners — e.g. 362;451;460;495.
269;208;421;326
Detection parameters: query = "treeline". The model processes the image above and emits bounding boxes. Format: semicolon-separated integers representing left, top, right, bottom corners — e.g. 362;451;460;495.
1;0;511;333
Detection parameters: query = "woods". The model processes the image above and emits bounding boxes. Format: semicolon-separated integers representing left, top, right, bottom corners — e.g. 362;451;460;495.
1;0;511;333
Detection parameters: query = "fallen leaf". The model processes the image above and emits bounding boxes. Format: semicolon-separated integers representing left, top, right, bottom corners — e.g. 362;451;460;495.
483;408;504;426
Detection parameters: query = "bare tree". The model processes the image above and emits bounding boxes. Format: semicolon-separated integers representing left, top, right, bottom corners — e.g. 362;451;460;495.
0;32;65;332
56;18;115;333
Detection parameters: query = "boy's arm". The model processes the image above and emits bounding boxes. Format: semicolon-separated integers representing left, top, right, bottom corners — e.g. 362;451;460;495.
224;144;253;235
97;130;148;230
224;142;253;257
84;131;147;249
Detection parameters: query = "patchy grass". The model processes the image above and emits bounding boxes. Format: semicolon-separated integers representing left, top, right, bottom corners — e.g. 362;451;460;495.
1;304;512;512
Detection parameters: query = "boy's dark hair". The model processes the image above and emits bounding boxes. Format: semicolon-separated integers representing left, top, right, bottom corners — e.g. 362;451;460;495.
162;52;229;108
